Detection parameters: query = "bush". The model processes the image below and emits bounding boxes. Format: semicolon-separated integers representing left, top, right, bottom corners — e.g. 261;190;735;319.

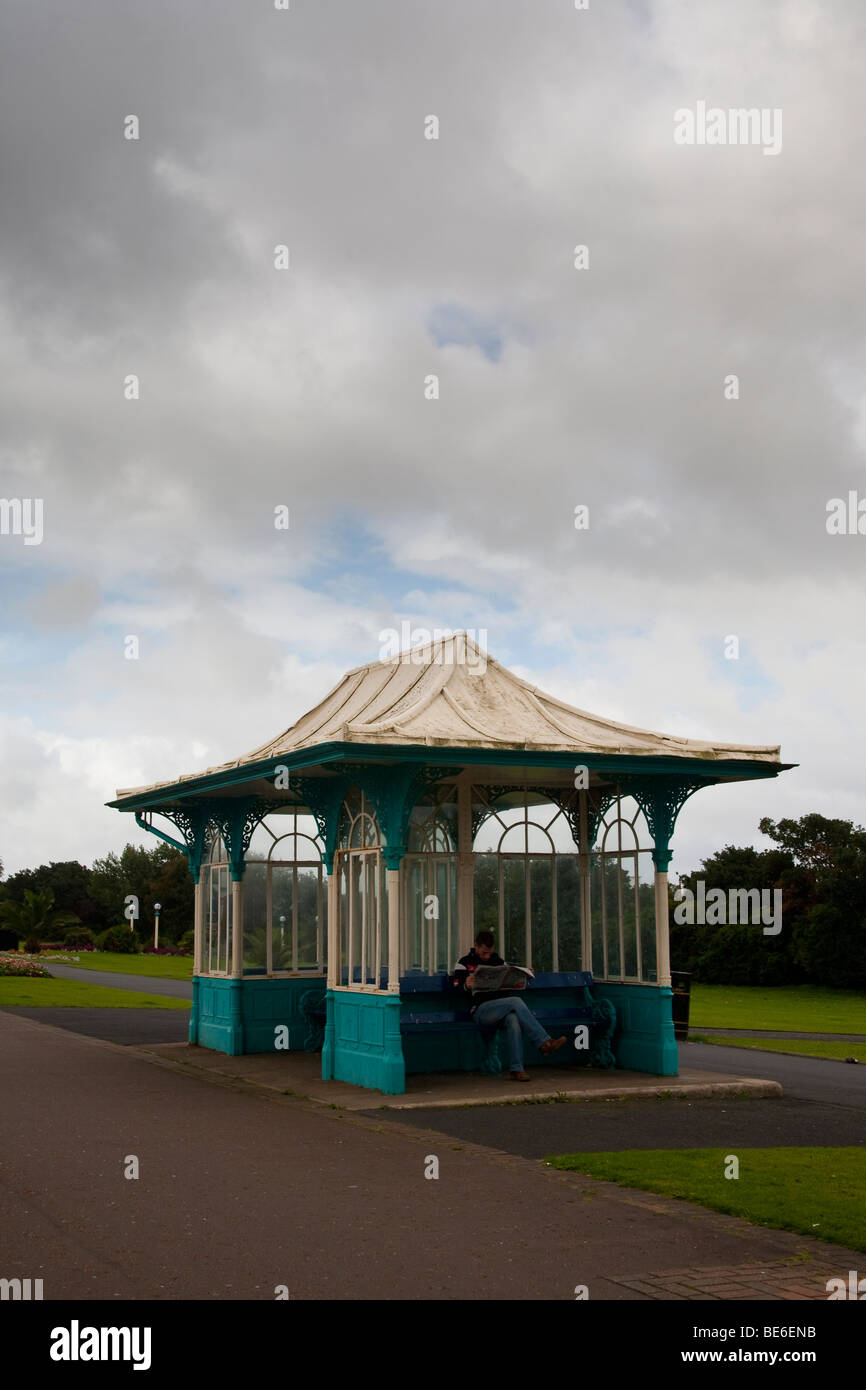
65;926;96;949
23;935;41;955
178;930;195;953
0;928;20;952
96;926;141;954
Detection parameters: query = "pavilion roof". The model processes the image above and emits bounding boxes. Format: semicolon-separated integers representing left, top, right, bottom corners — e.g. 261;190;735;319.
114;632;783;800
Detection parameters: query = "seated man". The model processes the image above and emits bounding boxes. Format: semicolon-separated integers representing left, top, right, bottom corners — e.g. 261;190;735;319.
452;930;566;1081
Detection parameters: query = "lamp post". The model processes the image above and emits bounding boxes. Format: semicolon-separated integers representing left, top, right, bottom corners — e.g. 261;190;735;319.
153;902;162;951
279;914;286;945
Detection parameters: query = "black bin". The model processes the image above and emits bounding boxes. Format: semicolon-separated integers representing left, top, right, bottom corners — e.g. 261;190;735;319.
670;971;691;1041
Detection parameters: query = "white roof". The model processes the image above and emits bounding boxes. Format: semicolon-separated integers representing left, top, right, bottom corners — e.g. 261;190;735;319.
116;632;782;798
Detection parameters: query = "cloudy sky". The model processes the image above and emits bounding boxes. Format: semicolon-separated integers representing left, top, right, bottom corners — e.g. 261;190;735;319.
0;0;863;878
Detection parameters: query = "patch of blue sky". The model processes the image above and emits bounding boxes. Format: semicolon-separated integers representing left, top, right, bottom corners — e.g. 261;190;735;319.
427;302;505;363
706;639;780;713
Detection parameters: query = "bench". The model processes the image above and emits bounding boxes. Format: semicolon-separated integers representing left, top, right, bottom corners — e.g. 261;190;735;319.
400;971;617;1074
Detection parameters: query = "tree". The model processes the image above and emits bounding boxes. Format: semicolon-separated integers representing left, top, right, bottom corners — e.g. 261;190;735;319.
759;815;866;988
0;888;79;946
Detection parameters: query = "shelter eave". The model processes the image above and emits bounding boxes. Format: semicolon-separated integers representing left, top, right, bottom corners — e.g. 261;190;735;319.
107;740;794;813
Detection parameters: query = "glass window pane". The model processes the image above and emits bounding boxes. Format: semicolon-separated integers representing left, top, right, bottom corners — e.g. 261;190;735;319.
379;857;389;986
502;858;526;963
296;866;320;970
209;867;218;973
526;823;553;853
638;853;657;982
472;814;501;852
602;856;622;977
339;860;348;984
547;811;579;852
621;856;638;978
405;857;424;972
588;854;603;977
448;857;458;974
270;865;293;970
530;857;553;972
556;856;581;971
499;824;527;853
473;854;499;939
247;820;276;859
243;861;268;973
224;870;233;975
435;859;450;973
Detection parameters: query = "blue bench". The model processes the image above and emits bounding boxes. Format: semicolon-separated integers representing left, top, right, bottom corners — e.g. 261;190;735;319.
399;971;616;1074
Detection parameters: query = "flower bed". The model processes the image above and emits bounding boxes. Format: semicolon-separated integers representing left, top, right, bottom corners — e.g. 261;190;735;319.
0;954;51;978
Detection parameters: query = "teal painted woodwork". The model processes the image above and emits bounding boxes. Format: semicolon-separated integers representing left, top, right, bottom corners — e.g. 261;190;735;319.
191;974;328;1056
324;989;405;1094
108;740;791;814
594;981;679;1075
193;976;245;1055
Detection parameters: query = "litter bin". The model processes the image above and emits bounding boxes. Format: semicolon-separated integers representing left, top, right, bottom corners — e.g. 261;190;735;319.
670;971;691;1041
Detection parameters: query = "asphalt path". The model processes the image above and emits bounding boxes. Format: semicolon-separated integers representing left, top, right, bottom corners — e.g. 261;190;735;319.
2;1010;860;1301
38;961;192;998
370;1040;866;1157
0;1006;189;1044
678;1039;866;1108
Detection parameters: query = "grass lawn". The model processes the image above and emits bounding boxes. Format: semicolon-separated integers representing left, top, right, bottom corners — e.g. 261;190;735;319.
37;950;194;980
0;976;190;1009
692;1034;864;1062
547;1147;866;1252
690;984;866;1034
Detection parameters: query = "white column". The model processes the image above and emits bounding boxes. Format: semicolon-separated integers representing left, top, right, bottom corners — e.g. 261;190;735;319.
326;865;339;988
231;879;243;978
457;774;473;956
193;876;204;976
654;868;671;988
387;867;400;992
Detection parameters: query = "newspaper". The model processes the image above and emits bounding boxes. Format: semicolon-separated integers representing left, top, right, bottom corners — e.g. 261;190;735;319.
470;964;534;993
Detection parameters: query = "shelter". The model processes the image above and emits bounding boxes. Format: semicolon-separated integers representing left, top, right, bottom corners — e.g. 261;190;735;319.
108;633;792;1094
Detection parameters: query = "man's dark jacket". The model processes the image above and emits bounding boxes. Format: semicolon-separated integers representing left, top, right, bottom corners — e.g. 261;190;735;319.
451;949;523;1015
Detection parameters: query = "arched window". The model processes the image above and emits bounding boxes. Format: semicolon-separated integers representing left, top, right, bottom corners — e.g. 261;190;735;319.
591;794;655;982
202;834;233;976
242;813;326;976
337;788;382;850
404;786;458;974
334;789;388;990
471;790;581;972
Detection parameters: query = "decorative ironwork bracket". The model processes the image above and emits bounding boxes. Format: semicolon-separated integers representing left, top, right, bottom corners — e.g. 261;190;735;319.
618;776;708;870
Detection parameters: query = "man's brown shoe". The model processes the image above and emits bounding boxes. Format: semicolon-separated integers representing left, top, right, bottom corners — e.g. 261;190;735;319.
509;1070;531;1081
540;1036;567;1056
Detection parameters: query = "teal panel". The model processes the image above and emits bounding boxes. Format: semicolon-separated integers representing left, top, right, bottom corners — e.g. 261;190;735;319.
194;976;245;1055
242;975;326;1054
326;991;405;1094
191;974;327;1055
594;981;678;1075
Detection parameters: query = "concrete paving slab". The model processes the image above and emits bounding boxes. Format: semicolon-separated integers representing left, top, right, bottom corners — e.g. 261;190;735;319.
138;1041;782;1109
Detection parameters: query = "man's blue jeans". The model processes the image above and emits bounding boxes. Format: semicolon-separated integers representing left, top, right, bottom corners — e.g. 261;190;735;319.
472;997;550;1073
